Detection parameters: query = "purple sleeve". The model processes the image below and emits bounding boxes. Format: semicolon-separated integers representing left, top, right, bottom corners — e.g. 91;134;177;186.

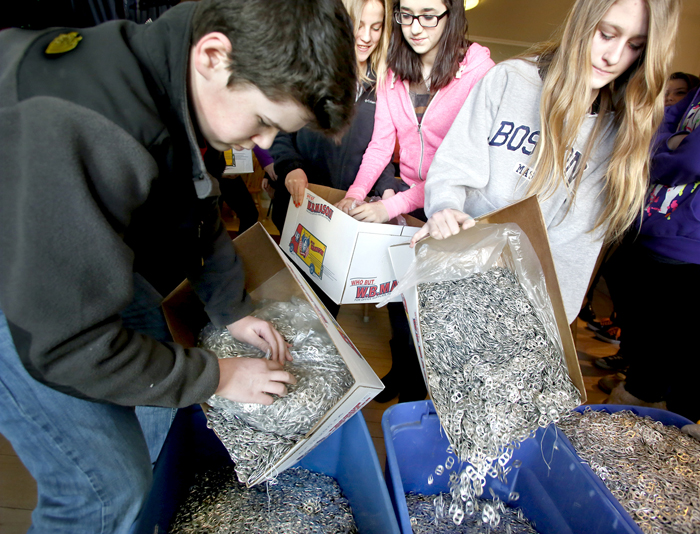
650;89;700;187
253;146;274;168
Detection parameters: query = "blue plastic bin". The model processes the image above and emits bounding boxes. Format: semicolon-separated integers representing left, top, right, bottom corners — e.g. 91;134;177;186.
574;404;693;427
382;400;645;534
133;405;400;534
551;404;694;534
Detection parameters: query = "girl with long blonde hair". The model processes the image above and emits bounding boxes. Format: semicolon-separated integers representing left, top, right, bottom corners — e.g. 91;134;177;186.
413;0;681;323
269;0;396;231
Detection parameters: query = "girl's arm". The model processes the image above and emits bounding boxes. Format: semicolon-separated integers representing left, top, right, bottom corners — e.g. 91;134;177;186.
381;180;426;219
252;146;274;169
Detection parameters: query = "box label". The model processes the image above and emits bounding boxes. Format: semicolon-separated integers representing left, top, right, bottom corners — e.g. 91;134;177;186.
349;277;398;300
288;223;327;279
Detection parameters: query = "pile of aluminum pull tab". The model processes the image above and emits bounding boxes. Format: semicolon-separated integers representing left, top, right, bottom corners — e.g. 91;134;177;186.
418;266;580;528
170;466;358;534
558;409;700;534
200;297;355;486
406;491;538;534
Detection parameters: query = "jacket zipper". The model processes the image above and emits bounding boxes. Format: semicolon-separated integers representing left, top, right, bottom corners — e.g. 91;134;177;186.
412;88;440;182
199;221;204;267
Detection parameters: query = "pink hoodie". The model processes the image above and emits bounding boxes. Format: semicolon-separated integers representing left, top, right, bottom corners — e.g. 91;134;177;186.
345;42;494;220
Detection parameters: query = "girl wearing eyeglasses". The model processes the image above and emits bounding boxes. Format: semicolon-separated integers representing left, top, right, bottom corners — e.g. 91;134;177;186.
336;0;494;223
412;0;680;325
336;0;493;404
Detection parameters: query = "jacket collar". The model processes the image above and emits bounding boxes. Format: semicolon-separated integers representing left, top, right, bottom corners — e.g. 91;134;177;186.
128;3;216;198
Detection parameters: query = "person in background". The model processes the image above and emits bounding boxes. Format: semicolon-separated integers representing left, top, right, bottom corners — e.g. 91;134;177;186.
413;0;680;328
268;0;396;318
337;0;494;223
0;0;356;531
593;70;700;391
605;83;700;423
268;0;397;237
217;146;276;235
665;71;700;107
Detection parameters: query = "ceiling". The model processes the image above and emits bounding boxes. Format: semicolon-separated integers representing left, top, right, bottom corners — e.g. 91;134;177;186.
463;0;700;73
468;0;575;44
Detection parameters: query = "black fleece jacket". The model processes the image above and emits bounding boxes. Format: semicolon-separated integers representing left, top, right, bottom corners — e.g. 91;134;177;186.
0;3;252;407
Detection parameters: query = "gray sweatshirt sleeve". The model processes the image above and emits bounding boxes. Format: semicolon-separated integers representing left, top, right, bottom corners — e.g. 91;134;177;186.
425;60;614;323
425;64;514;218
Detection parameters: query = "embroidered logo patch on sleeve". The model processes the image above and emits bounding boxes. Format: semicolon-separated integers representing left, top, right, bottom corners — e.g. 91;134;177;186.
45;32;83;55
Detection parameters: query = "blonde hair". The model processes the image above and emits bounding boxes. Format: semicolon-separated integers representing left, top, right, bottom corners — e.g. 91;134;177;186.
342;0;391;87
521;0;680;242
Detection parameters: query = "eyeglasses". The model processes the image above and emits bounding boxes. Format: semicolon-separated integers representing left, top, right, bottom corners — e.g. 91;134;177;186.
394;10;448;28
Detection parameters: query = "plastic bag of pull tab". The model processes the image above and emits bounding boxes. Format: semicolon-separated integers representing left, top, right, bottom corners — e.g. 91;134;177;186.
379;216;584;528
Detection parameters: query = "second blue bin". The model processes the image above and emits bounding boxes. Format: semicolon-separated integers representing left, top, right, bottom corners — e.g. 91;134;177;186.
382;400;645;534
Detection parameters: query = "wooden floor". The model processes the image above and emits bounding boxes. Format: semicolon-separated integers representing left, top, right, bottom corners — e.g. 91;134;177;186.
0;205;619;533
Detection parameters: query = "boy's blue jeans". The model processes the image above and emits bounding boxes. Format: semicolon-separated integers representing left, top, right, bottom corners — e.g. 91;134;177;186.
0;301;177;533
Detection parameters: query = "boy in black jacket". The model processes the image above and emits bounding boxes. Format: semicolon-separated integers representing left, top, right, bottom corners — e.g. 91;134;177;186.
0;0;356;531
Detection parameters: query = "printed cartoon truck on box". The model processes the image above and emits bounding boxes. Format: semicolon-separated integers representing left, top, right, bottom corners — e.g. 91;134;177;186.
289;223;326;278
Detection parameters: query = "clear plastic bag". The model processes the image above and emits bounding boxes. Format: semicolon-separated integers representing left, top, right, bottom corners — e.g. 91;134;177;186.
377;223;561;352
378;223;580;509
199;297;355;485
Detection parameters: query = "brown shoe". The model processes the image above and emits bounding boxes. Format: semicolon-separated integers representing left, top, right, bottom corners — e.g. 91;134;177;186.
597;373;625;394
606;382;667;410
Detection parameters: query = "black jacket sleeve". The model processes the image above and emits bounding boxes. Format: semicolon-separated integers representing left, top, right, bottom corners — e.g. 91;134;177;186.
269;132;305;183
0;97;221;408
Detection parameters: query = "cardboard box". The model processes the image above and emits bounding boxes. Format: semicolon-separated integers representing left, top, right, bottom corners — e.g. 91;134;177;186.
280;185;422;305
161;223;384;486
387;196;586;402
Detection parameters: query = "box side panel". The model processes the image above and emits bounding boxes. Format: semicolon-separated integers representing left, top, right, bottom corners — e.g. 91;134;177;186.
342;233;415;304
281;251;384;387
308;183;346;205
232;223;288;295
251;385;379;485
279;189;359;304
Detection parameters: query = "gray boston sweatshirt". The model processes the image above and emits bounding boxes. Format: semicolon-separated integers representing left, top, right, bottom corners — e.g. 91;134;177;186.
425;59;616;323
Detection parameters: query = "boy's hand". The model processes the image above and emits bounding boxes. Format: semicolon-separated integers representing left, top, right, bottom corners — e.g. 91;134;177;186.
215;357;296;405
226;316;292;363
349;201;389;223
285;169;308;207
410;209;475;247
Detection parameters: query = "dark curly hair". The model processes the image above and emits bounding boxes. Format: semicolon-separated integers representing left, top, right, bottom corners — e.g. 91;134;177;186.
193;0;357;135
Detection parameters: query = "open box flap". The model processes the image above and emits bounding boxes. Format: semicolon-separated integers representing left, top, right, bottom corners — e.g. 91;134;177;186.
388;196;585;403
